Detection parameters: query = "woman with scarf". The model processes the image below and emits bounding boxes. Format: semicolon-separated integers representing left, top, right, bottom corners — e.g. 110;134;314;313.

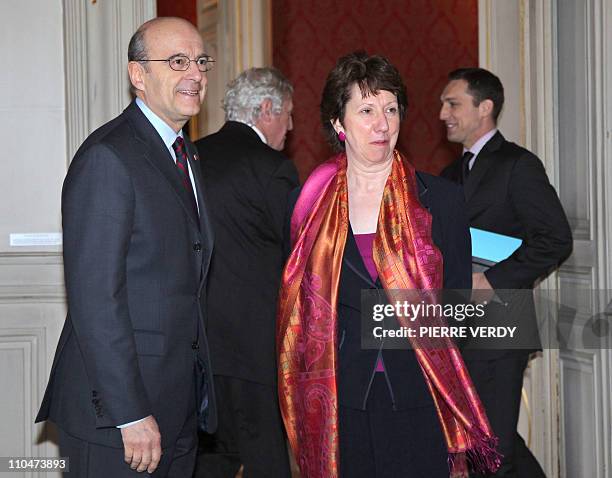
277;52;501;478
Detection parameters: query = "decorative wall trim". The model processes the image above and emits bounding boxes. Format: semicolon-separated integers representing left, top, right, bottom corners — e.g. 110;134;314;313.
478;0;491;69
0;305;66;474
112;0;122;115
62;0;155;162
478;0;522;145
227;0;270;74
63;0;89;162
247;0;253;67
0;287;66;303
195;0;270;137
559;350;602;477
605;0;612;292
0;336;34;455
0;252;63;261
0;253;65;302
478;2;561;473
264;0;272;66
528;1;556;178
0;327;48;458
197;0;223;137
602;1;612;471
519;0;527;146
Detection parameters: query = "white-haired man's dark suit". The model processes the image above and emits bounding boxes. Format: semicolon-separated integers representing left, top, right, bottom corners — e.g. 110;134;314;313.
195;121;298;477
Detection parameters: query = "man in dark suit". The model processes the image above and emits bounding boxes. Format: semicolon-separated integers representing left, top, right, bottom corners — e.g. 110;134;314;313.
440;68;573;477
36;17;216;477
194;68;297;478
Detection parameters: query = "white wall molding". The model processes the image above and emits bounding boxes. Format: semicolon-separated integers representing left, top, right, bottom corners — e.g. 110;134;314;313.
478;0;523;145
222;0;271;76
0;253;65;302
559;350;600;477
522;3;560;473
602;2;612;475
63;0;155;159
195;0;271;138
0;306;67;478
478;1;560;474
63;0;89;162
0;287;66;304
481;1;612;476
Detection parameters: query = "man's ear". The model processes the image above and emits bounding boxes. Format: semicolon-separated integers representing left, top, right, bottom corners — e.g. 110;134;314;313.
259;99;273;124
128;61;146;93
479;99;494;118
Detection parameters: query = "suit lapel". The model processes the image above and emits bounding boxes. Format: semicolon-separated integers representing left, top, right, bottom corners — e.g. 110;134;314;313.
415;171;444;249
337;226;378;314
343;226;378;288
416;171;430;209
463;131;505;201
125;102;201;230
443;159;462;184
185;138;214;274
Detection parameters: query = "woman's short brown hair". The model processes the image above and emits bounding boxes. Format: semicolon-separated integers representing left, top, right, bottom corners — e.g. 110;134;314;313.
320;51;408;151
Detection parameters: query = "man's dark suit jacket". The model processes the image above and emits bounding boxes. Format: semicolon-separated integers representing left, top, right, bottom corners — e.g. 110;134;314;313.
195;121;298;385
441;131;573;358
36;101;217;448
287;172;472;410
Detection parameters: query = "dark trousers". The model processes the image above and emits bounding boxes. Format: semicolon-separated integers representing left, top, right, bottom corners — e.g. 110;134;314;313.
339;374;448;478
195;375;290;478
57;410;197;478
466;354;546;478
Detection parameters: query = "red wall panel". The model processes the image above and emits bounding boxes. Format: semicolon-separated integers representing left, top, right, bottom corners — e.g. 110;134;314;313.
273;0;478;178
156;0;197;26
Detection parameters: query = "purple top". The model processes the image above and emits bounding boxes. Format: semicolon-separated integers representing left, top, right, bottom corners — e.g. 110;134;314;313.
354;233;385;372
353;233;378;282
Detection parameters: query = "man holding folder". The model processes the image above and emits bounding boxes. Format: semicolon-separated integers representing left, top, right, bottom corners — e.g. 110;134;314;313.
440;68;572;477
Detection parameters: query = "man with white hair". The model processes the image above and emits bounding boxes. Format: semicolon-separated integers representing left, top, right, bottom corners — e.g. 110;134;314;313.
194;67;297;477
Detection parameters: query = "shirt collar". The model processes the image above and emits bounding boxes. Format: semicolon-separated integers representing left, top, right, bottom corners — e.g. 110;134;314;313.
135;97;183;150
250;124;267;144
464;128;498;158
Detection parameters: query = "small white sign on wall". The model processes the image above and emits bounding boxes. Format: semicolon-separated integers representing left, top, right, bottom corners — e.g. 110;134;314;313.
9;233;63;247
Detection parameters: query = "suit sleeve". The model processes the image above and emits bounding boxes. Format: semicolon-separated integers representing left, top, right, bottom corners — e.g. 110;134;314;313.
485;153;573;289
62;144;151;427
442;184;472;290
264;159;299;241
440;160;461;183
282;187;301;261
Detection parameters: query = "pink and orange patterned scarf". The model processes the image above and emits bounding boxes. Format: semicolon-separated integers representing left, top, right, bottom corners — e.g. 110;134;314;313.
277;151;500;478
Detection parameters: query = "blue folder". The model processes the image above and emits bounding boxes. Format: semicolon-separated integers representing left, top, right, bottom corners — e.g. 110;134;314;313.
470;227;522;267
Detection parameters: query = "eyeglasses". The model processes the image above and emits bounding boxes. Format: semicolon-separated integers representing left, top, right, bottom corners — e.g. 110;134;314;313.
141;54;215;72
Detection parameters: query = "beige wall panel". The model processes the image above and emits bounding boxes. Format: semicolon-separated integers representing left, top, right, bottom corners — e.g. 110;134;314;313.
559;351;600;477
0;0;65;254
195;0;271;138
0;300;65;477
479;0;523;145
0;0;155;466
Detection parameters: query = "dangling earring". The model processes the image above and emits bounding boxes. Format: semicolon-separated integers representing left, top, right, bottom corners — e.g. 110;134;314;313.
338;131;346;142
